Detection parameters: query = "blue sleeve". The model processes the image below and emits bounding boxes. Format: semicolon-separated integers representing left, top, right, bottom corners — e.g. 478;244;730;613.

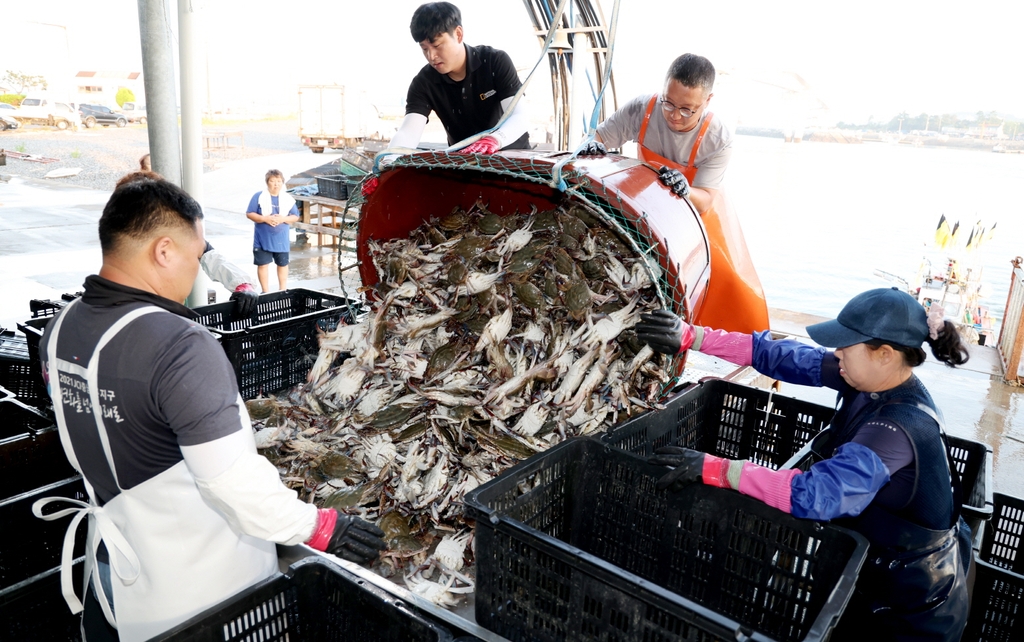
288;204;299;215
247;193;260;214
790;442;891;521
751;331;827;386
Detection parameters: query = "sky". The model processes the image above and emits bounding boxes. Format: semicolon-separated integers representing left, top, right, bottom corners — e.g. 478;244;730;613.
5;1;1024;130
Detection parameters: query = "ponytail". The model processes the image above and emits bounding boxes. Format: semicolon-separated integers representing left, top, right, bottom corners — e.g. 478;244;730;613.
927;319;970;367
865;318;969;368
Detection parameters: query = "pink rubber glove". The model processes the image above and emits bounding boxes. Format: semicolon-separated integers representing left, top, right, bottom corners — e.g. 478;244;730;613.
457;136;501;155
699;455;801;513
693;327;754;366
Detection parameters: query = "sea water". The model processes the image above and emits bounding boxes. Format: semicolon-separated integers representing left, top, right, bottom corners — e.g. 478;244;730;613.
727;135;1024;327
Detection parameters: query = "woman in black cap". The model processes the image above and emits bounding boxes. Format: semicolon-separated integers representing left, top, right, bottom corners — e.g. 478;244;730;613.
635;287;971;641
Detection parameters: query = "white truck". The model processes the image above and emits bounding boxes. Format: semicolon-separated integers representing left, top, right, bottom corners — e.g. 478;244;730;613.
298;85;387;153
121;102;147;124
14;96;80;130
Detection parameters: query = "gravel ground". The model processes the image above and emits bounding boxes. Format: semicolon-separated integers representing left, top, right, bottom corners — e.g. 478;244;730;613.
0;118;307;191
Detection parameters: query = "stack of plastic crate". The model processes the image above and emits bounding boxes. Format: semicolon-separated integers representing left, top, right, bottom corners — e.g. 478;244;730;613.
964;492;1024;641
466;437;870;642
153;556;454;641
1;298;85;638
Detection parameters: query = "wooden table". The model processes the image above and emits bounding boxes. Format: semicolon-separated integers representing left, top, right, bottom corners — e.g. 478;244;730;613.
292;193;358;252
202;130;245;150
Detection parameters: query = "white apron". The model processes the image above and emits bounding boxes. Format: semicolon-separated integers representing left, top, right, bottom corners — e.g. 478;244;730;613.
33;302;277;642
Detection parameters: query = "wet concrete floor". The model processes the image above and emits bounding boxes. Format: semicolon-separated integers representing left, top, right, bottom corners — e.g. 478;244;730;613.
1;158;1021;497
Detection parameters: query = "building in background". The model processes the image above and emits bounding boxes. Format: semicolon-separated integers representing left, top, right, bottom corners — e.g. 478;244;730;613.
73;70;144;108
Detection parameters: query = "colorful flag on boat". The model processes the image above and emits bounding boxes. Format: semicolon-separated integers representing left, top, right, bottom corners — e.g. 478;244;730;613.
934;214;952;248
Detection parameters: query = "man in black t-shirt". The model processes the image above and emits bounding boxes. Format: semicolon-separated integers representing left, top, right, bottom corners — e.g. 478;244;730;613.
391;2;530;154
362;3;530;197
39;178;384;641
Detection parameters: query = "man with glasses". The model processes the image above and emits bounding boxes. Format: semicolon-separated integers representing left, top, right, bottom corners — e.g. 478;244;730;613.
596;53;730;213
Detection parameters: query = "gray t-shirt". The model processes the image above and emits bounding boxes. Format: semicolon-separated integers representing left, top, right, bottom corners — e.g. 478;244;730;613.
597;93;733;189
40;276;245;505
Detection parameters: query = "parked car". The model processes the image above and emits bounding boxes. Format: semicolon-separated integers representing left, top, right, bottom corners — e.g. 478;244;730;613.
0;114;20;131
121;102;147;124
0;103;17;112
79;104;127;128
13;97;80;130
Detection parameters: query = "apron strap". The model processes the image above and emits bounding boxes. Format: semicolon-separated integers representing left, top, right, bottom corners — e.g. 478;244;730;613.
44;301;163;626
86;306;165;490
47;300;86;478
637;96;682;172
686;112;714;173
637;95;658;148
32;496;141;619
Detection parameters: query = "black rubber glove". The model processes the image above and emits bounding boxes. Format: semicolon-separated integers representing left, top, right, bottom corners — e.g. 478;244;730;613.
230;283;259;317
658;166;691;197
578;141;607;156
327;512;387;564
635;310;692;355
648;446;706;492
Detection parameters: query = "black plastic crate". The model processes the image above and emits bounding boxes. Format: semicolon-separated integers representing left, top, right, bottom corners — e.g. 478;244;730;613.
154;556;452;641
0;428;76;501
977;493;1024;574
784;432;994;537
0;329;46;409
465;438;869;642
0;560;84;641
0;330;28;361
29;299;67;319
603;379;835;470
0;477;87;592
948;436;995;533
16;317;51;406
315;174;355;201
0;397;54;441
963;558;1024;642
0;359;38;405
192;289;360;400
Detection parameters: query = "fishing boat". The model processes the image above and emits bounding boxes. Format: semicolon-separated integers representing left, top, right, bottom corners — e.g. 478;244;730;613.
875;215;997;345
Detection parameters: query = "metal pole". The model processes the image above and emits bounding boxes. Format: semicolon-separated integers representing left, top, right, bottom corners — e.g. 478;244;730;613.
568;23;588;149
137;0;182;186
177;0;210;307
178;0;203;201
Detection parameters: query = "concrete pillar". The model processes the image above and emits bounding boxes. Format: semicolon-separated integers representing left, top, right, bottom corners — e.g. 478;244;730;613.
177;0;203;202
136;0;182;186
178;0;210;307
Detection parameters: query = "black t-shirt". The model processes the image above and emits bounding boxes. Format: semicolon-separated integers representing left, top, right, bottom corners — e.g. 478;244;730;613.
406;43;530;149
39;275;246;505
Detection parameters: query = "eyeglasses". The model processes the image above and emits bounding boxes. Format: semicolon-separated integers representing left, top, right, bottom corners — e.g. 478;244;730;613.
659;97;704;119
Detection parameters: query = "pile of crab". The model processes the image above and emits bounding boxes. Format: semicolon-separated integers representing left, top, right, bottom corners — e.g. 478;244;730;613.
250;201;673;608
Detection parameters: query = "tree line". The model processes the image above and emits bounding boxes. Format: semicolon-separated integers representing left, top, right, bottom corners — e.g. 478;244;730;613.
837;111;1022;138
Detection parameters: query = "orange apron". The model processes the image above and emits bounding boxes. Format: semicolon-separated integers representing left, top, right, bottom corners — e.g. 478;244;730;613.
637;96;769;334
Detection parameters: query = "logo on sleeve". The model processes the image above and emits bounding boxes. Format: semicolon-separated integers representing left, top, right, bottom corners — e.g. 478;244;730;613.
479;89;496;101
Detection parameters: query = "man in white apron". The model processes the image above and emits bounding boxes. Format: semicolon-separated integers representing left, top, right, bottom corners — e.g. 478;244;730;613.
34;177;385;642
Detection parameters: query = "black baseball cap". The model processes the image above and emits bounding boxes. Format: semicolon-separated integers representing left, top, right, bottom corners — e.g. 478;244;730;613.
806;287;929;349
